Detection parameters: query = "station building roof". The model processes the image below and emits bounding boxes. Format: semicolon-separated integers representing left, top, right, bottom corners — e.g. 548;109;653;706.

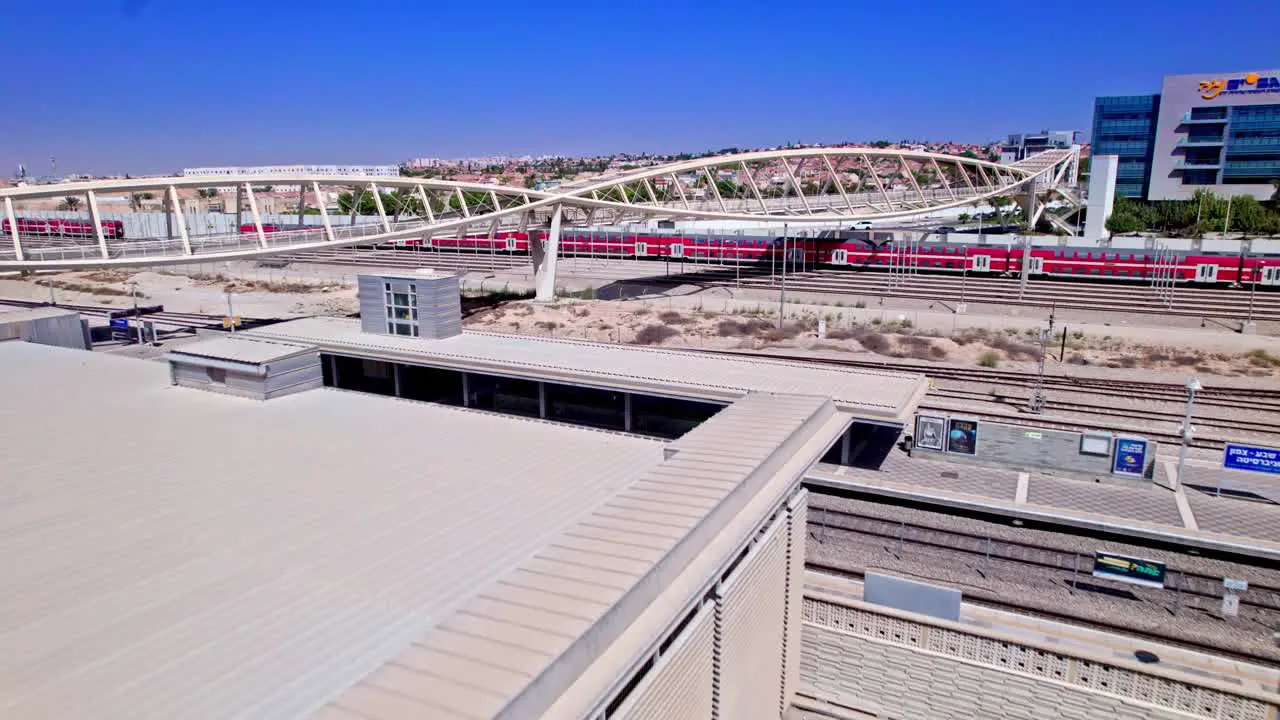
247;317;928;422
0;340;846;719
168;335;316;364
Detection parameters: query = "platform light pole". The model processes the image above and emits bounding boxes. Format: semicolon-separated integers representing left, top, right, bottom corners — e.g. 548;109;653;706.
1175;377;1201;492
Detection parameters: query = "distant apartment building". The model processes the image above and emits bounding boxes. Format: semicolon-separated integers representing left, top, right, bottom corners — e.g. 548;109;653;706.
1091;68;1280;200
999;130;1081;164
181;164;399;193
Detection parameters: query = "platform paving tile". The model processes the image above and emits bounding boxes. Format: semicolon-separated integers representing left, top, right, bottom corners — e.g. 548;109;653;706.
866;453;1021;501
1175;462;1280;504
1185;489;1280;543
1025;475;1183;527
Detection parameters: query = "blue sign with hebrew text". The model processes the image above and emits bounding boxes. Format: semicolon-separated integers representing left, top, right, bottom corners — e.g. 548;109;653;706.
1112;438;1148;477
1223;444;1280;475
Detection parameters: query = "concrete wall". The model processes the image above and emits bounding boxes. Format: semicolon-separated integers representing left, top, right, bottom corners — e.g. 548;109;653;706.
0;311;89;350
1084;155;1118;242
799;594;1278;720
912;417;1153;479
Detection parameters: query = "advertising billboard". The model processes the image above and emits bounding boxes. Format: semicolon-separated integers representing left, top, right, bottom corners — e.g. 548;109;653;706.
1093;551;1166;589
1111;437;1148;477
946;418;978;456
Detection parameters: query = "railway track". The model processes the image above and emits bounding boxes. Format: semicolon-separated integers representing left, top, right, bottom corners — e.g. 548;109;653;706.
806;506;1280;666
701;348;1280;448
246;245;1280;320
807;562;1277;667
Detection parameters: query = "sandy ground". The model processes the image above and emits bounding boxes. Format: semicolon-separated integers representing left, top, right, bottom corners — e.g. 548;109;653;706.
463;294;1280;381
5;264;1280;381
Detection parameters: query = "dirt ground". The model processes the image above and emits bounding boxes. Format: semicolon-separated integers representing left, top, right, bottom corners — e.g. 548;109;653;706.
464;296;1280;380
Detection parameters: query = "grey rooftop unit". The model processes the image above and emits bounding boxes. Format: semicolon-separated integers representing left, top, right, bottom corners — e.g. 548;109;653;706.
166;336;322;400
358;270;462;340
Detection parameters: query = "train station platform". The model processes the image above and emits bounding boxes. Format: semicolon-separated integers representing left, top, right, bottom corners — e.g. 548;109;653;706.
807;449;1280;562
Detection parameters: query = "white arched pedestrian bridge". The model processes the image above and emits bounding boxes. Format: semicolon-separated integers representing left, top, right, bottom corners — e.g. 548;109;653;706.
0;147;1079;299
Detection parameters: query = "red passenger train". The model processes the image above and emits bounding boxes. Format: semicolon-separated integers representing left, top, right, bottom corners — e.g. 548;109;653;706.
386;228;1280;287
2;217;125;239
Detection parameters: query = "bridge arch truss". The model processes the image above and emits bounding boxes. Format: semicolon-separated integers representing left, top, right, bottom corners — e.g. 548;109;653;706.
0;147;1079;298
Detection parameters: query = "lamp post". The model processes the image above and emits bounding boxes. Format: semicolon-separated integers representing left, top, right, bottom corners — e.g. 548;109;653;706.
1175;377;1201;492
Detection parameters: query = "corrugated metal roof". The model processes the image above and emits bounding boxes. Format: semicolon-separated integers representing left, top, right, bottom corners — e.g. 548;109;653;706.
247;317;927;421
0;341;663;720
168;335;315;364
326;392;841;720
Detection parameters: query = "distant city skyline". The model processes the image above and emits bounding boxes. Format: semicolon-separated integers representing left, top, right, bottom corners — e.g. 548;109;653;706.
1;0;1276;176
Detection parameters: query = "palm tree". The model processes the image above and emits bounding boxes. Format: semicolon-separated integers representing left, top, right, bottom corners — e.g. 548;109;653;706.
61;196;81;211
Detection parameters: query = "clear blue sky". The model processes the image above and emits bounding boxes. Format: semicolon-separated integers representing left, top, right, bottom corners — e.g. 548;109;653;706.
2;0;1277;175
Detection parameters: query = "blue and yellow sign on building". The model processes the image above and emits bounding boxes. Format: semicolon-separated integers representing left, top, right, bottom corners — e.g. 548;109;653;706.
1199;72;1280;99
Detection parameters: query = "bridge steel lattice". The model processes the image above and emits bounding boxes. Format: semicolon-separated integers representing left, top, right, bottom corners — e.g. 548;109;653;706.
0;147;1079;300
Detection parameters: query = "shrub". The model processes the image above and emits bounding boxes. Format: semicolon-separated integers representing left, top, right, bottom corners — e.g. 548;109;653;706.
716;318;772;336
658;310;693;325
633;324;680;345
1246;349;1280;367
854;300;867;309
762;324;802;341
1067;354;1089;365
825;328;857;340
855;330;890;354
978;351;1000;368
1172;354;1199;366
928;344;949;360
1116;356;1140;368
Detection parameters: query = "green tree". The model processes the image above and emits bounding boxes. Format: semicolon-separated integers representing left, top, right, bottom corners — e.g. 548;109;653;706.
60;196;81;211
197;188;219;199
1230;195;1269;237
959;150;980;160
1271;179;1280;210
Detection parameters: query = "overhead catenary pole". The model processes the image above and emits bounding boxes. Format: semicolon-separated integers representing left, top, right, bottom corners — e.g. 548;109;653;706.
778;223;788;328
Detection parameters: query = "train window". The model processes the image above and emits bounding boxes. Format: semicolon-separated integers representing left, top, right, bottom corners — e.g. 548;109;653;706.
1103;269;1113;276
1090;268;1100;275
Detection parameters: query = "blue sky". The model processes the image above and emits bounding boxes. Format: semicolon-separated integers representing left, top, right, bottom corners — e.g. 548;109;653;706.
2;0;1277;175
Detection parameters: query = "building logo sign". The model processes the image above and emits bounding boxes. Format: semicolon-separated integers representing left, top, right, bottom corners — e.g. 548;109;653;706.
1199;72;1280;100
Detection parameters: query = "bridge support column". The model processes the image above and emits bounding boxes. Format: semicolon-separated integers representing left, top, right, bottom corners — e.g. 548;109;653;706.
533;204;562;302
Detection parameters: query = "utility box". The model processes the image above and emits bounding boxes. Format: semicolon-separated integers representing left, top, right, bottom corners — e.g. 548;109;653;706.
167;336;322;400
358;271;461;340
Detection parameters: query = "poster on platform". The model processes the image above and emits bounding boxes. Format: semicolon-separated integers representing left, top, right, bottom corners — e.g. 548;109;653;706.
915;415;946;451
946;418;979;456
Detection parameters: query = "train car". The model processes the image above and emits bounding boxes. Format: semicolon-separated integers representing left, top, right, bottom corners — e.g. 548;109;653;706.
238;224;325;235
3;217;125;239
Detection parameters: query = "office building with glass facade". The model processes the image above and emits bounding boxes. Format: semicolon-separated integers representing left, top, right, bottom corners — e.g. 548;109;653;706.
1091;95;1160;198
1092;69;1280;200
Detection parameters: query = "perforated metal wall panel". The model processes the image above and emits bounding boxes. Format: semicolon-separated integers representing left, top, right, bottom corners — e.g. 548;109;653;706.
780;490;808;715
611;603;715;720
716;514;788;720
